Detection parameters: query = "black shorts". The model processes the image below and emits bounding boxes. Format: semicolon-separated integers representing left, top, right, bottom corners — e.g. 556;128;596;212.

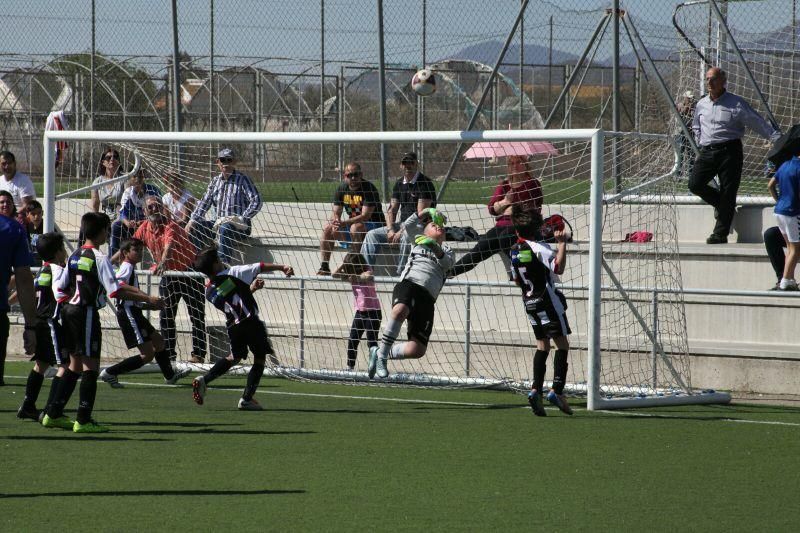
391;280;435;345
228;318;274;360
117;306;156;349
525;290;571;341
30;319;67;366
60;304;102;359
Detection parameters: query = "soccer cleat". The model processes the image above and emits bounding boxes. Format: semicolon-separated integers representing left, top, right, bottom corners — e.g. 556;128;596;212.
527;390;547;417
42;414;74;429
192;376;207;405
38;410;47;424
73;419;110;433
100;369;124;389
367;346;379;379
165;366;191;385
375;357;389;379
16;404;41;421
238;398;264;411
547;390;574;415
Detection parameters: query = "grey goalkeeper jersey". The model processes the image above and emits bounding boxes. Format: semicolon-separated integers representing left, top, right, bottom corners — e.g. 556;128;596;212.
399;242;454;300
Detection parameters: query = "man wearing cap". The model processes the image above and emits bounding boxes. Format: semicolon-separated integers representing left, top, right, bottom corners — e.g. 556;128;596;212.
689;67;780;244
361;152;437;273
186;148;262;263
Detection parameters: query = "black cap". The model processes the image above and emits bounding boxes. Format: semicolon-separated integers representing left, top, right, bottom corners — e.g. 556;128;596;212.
401;152;418;164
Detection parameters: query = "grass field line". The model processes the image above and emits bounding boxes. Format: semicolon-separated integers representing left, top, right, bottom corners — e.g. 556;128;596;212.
598;409;800;427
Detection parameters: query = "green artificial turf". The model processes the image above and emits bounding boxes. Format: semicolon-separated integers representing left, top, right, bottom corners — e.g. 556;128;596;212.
1;362;799;531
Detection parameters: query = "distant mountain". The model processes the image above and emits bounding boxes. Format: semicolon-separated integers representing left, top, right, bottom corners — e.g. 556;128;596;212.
445;41;580;67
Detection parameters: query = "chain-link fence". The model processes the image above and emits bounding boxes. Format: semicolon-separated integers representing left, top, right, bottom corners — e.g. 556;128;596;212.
2;0;799;190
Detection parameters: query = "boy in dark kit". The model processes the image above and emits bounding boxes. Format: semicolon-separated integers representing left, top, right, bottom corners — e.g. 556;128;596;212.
509;206;573;417
16;233;73;421
100;238;190;388
42;212;163;433
192;247;294;410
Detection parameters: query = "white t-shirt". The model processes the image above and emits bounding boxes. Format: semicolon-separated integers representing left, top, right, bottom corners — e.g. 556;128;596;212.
162;190;195;222
0;172;36;209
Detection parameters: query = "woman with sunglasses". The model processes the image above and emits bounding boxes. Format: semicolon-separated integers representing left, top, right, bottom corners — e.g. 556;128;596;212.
90;148;125;219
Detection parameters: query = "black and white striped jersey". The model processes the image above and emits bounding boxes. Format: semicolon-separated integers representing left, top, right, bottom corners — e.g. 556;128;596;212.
59;246;120;308
205;263;262;327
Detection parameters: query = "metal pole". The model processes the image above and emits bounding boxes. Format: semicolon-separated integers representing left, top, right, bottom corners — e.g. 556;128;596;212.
651;289;659;389
464;286;472;376
320;0;325;182
612;2;620;191
90;0;95;131
171;0;182;133
43;137;55;233
419;0;427;165
437;0;530;202
544;12;611;128
548;15;553;118
519;0;524;129
707;0;780;130
586;130;604;411
377;0;389;200
210;0;215;132
299;279;306;368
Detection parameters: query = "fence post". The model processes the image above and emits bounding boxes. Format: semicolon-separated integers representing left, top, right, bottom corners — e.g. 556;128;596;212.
464;285;472;376
299;278;306;368
651;289;659;389
146;271;153;322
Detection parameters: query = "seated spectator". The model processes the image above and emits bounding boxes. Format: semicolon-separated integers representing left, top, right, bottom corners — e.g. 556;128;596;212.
19;200;44;265
185;148;262;264
162;170;196;227
0;150;36;210
317;162;384;276
448;155;543;278
361;152;436;274
110;169;161;258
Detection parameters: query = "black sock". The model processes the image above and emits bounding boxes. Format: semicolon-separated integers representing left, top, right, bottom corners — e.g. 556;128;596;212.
533;350;549;393
107;355;145;376
242;362;265;401
76;370;98;425
47;369;79;418
154;350;175;380
44;375;62;412
204;358;234;385
553;349;569;395
320;261;329;271
23;369;45;408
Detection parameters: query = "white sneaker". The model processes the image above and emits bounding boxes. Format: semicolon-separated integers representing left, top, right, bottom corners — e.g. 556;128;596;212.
192;376;206;405
100;369;124;389
238;398;264;411
165;366;191;385
376;357;389;379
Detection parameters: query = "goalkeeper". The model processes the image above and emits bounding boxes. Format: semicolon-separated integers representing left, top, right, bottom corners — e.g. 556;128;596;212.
367;209;454;379
509;205;573;417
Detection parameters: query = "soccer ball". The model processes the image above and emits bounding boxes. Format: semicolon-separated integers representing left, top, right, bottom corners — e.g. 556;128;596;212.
411;68;437;97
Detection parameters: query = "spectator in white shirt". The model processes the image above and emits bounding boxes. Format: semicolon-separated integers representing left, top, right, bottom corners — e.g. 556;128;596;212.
161;170;196;227
0;151;36;210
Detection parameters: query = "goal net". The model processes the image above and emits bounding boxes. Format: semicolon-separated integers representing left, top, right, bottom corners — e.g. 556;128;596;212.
672;0;798;200
43;128;730;409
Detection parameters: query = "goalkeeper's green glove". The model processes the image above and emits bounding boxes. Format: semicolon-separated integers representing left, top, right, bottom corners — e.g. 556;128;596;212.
415;235;436;247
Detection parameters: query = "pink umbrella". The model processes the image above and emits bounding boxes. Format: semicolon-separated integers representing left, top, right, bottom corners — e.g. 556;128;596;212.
462;140;559;159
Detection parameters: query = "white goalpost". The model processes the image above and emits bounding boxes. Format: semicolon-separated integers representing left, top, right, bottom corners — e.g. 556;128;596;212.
43;127;730;410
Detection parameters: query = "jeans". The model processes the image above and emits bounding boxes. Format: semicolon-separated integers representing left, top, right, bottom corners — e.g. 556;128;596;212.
361;223;408;273
159;273;207;360
218;221;252;264
189;220;215;253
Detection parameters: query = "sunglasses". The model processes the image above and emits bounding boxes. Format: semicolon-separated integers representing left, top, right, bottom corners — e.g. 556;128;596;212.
104;155;119;161
219;157;233;164
345;172;361;178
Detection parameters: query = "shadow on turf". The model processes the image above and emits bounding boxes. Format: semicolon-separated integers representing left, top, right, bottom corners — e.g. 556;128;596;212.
0;488;305;499
118;426;316;436
1;435;171;442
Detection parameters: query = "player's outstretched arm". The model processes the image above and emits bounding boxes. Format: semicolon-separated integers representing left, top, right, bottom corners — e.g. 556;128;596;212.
260;262;294;277
116;284;164;309
250;278;265;293
553;229;568;275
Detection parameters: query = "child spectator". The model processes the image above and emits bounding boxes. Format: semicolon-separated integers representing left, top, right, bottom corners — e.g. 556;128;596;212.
333;252;382;371
16;233;74;421
367;209;454;379
191;247;294;410
99;238;190;388
19;200;44;264
110;170;161;258
42;212;163;433
767;152;800;291
509;205;573;417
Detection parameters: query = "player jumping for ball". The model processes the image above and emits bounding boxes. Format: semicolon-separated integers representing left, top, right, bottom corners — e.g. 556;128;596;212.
509;205;573;416
368;208;454;379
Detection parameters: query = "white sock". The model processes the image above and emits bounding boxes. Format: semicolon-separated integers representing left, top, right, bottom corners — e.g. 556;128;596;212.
389;343;406;360
379;317;403;359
